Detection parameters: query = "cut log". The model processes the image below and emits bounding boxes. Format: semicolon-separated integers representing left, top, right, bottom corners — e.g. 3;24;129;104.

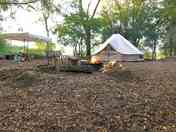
59;64;94;73
87;63;103;71
35;64;56;73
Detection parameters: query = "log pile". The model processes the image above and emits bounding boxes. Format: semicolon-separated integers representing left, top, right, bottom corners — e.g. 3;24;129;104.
59;64;94;73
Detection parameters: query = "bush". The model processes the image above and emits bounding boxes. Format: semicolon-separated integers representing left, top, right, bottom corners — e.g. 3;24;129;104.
0;38;22;55
28;49;46;59
144;50;152;60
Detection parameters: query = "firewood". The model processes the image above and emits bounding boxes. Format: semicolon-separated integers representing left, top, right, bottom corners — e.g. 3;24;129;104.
59;64;94;73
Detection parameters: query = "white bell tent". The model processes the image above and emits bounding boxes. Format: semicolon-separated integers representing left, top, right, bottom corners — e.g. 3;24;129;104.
92;34;144;61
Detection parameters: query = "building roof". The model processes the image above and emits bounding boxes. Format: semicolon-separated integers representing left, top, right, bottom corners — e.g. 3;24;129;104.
0;32;50;43
93;34;143;55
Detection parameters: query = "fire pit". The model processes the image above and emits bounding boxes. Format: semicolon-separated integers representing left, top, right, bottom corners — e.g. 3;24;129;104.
59;57;103;73
80;57;103;71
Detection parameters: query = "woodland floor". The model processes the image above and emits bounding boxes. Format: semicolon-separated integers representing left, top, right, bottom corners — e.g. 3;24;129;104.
0;59;176;132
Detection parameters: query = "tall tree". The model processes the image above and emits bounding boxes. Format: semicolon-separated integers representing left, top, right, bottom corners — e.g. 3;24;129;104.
101;0;151;47
25;0;60;62
160;0;176;56
143;1;161;60
79;0;101;58
55;0;102;58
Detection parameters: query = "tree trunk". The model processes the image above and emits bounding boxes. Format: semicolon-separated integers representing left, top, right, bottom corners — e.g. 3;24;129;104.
152;40;157;60
174;48;176;56
43;14;50;64
85;29;91;59
136;38;140;48
73;43;78;56
168;30;174;56
79;37;83;57
169;47;173;56
78;0;101;59
169;39;173;57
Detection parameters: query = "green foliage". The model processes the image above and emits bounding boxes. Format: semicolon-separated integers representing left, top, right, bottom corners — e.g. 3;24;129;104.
35;41;47;51
28;41;56;57
0;38;9;53
0;38;22;54
0;0;8;11
157;51;167;60
160;0;176;24
56;14;83;45
54;0;103;57
159;0;176;56
144;50;152;60
28;49;45;59
1;0;176;57
55;14;106;56
101;0;162;48
55;14;86;56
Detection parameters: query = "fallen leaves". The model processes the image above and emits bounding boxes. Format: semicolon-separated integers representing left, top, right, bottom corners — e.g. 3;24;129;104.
0;60;175;131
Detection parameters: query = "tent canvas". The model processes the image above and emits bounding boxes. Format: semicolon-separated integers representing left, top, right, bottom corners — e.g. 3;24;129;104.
0;32;50;42
92;34;144;61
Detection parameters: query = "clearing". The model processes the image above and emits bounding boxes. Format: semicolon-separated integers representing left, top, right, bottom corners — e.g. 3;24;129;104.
0;60;176;132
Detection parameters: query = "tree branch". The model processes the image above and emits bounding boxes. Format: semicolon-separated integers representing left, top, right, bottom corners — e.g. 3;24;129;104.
0;0;40;5
86;0;91;16
91;0;101;19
